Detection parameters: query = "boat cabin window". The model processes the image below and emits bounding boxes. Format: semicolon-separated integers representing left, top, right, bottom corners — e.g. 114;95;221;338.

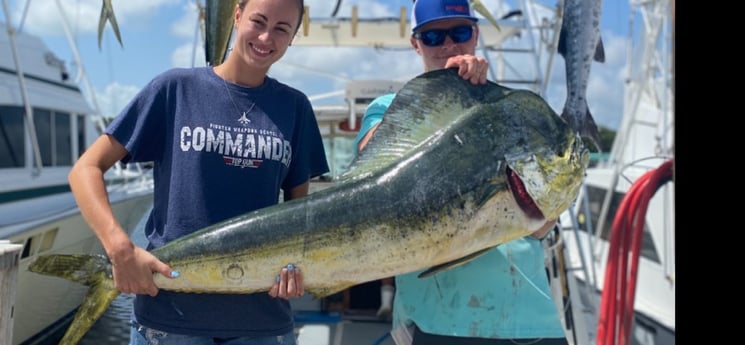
0;106;25;168
0;105;83;169
54;112;73;165
77;114;86;158
34;109;53;165
38;109;77;166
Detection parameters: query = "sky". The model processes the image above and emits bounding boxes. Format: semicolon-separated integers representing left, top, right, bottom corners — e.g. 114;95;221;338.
2;0;637;130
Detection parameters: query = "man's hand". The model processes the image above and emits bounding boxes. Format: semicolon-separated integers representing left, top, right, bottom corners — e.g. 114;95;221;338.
531;219;558;240
445;54;489;85
269;264;304;299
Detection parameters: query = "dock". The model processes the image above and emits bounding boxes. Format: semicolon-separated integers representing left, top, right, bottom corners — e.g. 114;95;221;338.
0;240;23;343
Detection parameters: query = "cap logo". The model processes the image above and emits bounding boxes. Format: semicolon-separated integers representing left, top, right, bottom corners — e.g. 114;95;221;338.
445;5;469;14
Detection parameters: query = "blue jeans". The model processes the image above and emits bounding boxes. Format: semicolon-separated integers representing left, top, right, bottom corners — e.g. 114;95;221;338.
130;321;297;345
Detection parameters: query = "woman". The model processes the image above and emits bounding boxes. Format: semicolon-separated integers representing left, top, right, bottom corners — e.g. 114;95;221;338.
68;1;327;344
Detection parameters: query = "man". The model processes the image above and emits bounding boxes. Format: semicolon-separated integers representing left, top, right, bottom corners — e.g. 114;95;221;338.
354;1;569;344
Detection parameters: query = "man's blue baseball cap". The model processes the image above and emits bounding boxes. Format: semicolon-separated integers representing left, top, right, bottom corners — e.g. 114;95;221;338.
411;0;478;33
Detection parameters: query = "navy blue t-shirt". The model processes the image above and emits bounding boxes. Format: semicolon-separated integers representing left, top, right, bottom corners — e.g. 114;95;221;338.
106;67;329;337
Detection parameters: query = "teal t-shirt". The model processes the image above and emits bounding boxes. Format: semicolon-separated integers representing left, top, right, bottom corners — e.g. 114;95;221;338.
353;93;395;151
394;238;566;338
354;93;566;339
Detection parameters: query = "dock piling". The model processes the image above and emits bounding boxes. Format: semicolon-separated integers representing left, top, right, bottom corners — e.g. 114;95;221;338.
0;240;23;343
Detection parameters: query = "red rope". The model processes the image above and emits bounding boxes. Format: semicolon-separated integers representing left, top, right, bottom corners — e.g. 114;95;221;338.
596;159;673;345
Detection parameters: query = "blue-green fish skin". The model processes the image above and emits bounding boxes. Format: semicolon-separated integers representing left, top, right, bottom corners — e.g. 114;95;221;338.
28;68;588;345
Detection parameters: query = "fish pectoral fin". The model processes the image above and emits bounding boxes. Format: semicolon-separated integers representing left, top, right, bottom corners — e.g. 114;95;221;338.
418;246;498;278
594;36;605;63
477;182;503;208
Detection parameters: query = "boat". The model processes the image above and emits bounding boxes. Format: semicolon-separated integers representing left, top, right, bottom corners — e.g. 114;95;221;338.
0;2;154;344
551;0;675;344
286;1;675;345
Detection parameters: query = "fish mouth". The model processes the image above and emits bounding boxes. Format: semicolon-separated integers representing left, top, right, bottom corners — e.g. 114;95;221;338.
506;166;544;220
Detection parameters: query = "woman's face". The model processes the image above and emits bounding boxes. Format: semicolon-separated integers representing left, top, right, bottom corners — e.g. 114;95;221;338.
232;0;300;70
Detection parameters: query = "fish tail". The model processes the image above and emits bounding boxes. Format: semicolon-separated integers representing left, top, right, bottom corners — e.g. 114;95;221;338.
561;106;602;152
29;254;120;345
470;0;501;31
98;0;123;49
59;283;120;345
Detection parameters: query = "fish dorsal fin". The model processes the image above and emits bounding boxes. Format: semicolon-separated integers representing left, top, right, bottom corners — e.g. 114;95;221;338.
417;246;497;278
340;68;510;181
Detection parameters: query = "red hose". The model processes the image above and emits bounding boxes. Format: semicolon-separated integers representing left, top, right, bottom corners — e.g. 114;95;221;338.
596;159;673;345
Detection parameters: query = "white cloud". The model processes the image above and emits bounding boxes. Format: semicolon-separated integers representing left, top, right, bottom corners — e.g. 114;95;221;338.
95;82;141;119
171;41;204;68
170;1;203;39
10;0;179;37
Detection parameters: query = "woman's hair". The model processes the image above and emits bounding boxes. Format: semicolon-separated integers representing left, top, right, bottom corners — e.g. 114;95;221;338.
237;0;305;34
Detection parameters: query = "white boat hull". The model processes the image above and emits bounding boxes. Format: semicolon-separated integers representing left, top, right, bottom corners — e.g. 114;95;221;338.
8;192;152;345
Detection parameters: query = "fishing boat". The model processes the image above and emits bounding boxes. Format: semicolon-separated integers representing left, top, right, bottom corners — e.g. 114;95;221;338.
0;4;154;344
551;0;675;344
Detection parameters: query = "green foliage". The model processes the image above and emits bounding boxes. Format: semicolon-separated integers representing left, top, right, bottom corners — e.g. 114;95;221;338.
583;126;615;153
598;126;616;153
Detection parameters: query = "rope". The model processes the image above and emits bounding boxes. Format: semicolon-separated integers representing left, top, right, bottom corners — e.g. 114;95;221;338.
596;159;673;345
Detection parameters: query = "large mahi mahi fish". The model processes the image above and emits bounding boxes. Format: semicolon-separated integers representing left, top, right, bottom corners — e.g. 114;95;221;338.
29;68;589;344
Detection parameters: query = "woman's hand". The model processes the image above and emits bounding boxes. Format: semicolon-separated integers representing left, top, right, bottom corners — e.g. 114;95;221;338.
268;263;304;299
109;243;173;297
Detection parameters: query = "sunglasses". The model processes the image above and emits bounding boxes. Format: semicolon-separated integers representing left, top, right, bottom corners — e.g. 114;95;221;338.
413;25;474;47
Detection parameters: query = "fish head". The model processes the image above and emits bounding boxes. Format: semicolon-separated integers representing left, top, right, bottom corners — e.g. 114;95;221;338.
506;131;588;221
499;91;589;222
